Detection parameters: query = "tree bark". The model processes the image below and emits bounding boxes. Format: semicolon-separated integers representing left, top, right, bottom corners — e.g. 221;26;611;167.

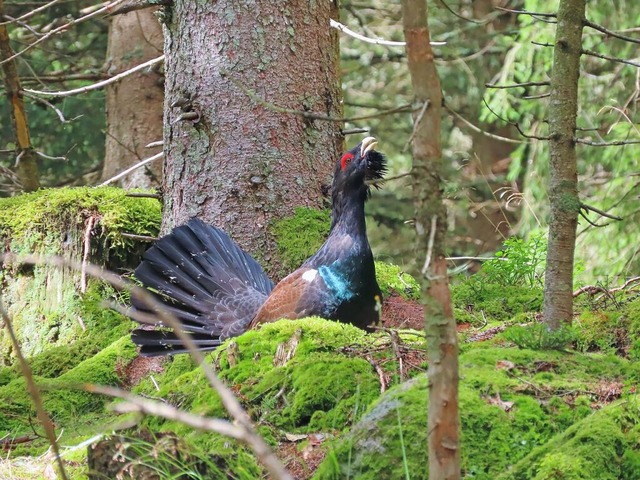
402;1;460;479
0;0;40;192
543;0;586;329
161;0;342;275
101;10;164;189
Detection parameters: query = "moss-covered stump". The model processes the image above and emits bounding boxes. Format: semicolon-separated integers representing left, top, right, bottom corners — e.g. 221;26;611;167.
314;345;640;480
0;187;160;364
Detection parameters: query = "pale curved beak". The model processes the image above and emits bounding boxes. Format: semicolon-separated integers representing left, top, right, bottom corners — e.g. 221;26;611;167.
361;136;378;156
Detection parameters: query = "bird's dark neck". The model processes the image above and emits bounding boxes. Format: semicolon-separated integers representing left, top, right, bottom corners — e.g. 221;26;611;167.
305;188;370;268
329;187;368;237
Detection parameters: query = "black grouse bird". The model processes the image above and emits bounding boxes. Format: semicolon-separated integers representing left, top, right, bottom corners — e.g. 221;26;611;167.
130;137;387;356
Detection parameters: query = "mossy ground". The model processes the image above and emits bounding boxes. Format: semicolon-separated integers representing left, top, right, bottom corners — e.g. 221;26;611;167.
3;189;640;479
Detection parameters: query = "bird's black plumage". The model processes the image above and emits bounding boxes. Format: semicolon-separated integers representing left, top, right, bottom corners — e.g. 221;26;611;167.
130;137;386;356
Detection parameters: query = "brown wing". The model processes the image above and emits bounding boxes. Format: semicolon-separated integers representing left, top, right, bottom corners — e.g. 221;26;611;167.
249;268;327;328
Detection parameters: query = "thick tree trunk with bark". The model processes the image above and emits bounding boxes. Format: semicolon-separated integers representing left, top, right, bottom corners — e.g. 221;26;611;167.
162;1;342;275
101;10;164;189
402;1;460;479
543;0;586;329
0;0;40;192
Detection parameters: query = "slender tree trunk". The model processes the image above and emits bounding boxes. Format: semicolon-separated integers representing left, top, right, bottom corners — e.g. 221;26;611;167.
402;1;460;479
543;0;586;329
0;0;40;192
101;10;164;188
161;1;342;275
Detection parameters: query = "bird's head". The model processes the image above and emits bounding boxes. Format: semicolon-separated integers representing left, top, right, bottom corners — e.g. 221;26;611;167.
332;137;387;198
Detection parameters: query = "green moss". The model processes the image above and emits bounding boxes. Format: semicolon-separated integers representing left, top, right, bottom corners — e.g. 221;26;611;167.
315;346;639;480
575;310;627;354
271;207;330;273
0;335;137;441
499;398;640;480
451;279;543;322
0;186;160;255
374;261;420;300
136;319;382;434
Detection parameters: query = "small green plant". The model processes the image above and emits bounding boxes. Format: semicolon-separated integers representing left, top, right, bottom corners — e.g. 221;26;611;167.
503;323;577;350
482;233;547;288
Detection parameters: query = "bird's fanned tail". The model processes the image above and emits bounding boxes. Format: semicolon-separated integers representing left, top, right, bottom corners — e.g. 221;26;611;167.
130;219;274;356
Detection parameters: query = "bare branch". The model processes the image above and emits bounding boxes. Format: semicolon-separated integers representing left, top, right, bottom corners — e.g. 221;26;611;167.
494;6;556;18
0;0;63;26
436;0;482;24
99;151;163;186
580;202;623;221
583;19;640;45
85;384;246;440
485;81;550;89
523;92;550;100
120;232;157;242
330;19;446;47
25;55;165;98
575;138;640;146
444;103;527;144
582;49;640;68
480;98;550;140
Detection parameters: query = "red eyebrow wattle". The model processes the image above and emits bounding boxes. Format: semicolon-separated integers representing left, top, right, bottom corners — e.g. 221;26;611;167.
341;153;354;170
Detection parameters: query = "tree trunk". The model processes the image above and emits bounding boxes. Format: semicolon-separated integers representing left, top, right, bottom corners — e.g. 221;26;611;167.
101;10;164;189
0;0;40;192
162;0;342;275
402;1;460;479
543;0;586;329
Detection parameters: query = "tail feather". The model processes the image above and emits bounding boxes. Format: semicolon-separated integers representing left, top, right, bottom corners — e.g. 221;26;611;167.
130;219;274;355
131;329;222;357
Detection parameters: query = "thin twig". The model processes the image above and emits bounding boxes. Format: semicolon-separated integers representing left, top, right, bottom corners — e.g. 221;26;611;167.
25;55;164;98
421;215;437;277
575;138;640;146
99;151;163;186
125;192;162;200
0;301;69;480
583;19;640;45
330;19;446;47
0;0;62;26
494;6;556;18
485;81;550;89
85;384;246;439
120;232;158;242
582;49;640;68
81;216;95;294
580;202;623;221
436;0;481;24
403;100;430;152
365;355;387;393
368;171;412;187
444;103;526;144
